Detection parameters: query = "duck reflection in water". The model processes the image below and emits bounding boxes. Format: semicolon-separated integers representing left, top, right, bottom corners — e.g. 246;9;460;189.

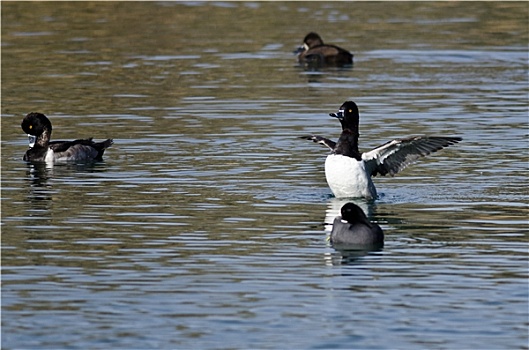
25;161;107;207
25;162;54;204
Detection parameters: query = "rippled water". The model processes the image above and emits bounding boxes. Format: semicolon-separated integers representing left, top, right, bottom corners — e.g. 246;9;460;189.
2;2;528;349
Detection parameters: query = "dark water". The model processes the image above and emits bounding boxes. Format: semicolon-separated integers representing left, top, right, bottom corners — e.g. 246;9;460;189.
2;2;528;349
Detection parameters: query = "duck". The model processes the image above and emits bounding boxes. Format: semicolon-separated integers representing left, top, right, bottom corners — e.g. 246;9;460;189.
295;32;353;68
302;101;462;199
21;112;113;163
330;202;384;247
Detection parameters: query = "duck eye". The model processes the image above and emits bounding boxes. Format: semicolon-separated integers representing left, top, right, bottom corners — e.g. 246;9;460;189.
29;125;32;129
348;109;353;113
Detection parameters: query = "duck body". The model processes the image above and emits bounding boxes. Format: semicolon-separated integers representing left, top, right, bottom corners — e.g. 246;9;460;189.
295;32;353;68
302;101;462;199
330;203;384;248
24;138;113;162
21;112;113;163
325;154;377;199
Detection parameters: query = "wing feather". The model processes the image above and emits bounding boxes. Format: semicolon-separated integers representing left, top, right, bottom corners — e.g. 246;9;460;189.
49;138;113;161
362;136;462;177
300;135;336;151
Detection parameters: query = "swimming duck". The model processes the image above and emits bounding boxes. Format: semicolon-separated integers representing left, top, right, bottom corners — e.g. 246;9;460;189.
295;32;353;68
21;112;113;163
302;101;462;199
330;202;384;247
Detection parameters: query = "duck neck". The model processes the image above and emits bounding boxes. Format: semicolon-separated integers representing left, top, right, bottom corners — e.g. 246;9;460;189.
334;128;361;160
36;128;51;148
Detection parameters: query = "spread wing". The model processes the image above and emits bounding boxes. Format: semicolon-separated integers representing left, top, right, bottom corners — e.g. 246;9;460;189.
299;135;336;151
362;136;462;177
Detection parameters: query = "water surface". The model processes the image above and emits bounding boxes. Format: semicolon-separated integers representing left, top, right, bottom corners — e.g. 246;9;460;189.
2;2;528;349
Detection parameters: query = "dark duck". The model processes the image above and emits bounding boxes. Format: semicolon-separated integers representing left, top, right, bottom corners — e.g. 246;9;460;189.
295;32;353;68
330;202;384;248
21;112;113;163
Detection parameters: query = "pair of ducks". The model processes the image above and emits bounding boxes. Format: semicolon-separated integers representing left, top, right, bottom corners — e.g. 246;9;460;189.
304;101;460;248
19;32;345;162
21;100;461;248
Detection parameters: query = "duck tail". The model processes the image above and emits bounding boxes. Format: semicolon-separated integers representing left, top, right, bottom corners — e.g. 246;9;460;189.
94;139;114;160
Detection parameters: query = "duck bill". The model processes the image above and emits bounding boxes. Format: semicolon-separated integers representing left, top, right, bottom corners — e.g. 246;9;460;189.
293;43;309;55
28;134;36;148
329;110;344;120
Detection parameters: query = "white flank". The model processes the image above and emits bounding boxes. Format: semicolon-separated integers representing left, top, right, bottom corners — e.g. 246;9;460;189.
44;149;55;163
